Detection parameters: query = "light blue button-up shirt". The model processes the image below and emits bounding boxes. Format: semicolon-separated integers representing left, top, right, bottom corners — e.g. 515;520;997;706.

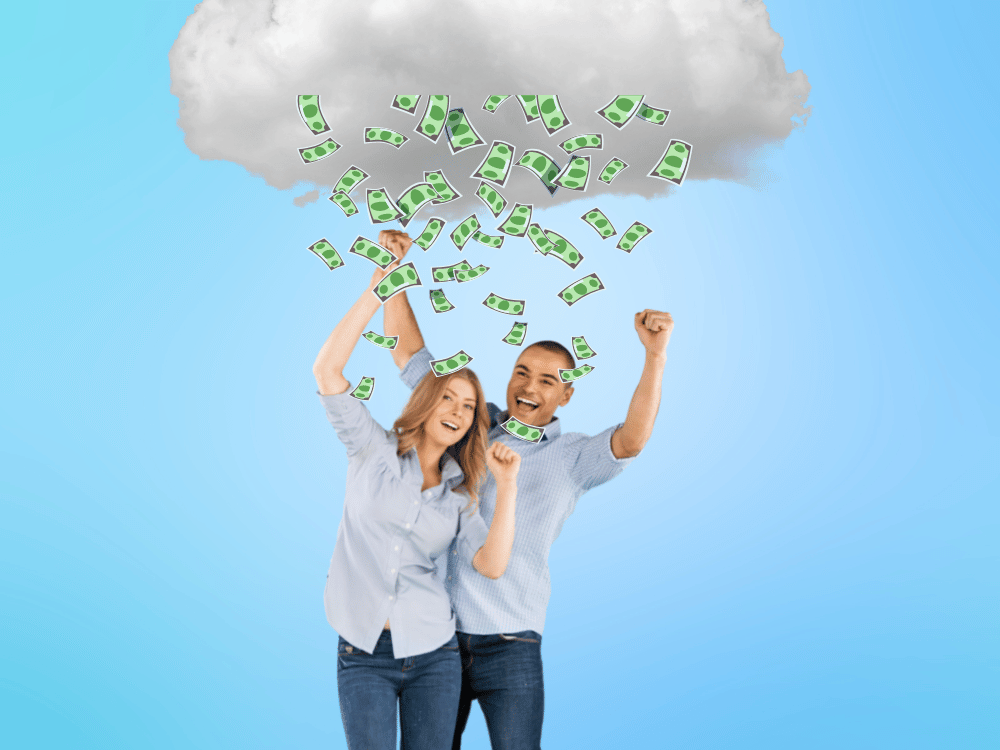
401;347;637;635
317;389;490;658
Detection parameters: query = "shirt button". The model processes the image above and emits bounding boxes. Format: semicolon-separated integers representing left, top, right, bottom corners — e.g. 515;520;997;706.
452;550;457;555
448;576;452;580
390;568;395;574
388;595;394;600
405;523;411;529
414;500;419;505
395;546;400;551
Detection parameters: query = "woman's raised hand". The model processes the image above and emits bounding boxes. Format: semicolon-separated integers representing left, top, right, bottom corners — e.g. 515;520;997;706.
486;441;521;485
369;230;413;289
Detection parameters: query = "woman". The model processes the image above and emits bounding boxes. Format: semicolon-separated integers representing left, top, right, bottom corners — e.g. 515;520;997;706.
312;259;520;750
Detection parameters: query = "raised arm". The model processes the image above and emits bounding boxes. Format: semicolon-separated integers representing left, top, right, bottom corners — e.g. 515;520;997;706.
471;442;520;579
378;231;425;370
609;309;675;459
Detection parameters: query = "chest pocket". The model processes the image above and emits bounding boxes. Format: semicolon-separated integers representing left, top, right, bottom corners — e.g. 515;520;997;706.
411;495;461;560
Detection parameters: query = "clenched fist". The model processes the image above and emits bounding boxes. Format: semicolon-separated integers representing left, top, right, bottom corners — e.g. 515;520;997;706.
486;441;521;485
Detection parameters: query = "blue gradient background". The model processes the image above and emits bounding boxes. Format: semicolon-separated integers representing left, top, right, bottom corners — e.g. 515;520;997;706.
2;2;997;748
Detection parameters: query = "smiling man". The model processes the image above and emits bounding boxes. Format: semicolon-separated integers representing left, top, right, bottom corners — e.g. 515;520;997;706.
379;230;673;750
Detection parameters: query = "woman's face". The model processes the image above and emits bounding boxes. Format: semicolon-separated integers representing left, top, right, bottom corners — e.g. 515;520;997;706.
425;376;478;447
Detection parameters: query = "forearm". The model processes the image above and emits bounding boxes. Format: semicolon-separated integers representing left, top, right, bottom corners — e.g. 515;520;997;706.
312;289;382;395
612;351;667;457
472;483;516;579
383;290;425;370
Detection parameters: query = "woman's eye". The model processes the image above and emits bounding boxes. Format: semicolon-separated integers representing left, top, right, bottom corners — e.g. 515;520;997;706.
465;404;473;410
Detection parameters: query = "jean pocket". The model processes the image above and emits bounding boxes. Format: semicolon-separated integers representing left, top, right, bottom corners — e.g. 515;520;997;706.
498;630;540;643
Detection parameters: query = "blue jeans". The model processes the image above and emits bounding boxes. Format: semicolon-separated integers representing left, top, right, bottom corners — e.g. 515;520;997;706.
337;630;461;750
452;630;545;750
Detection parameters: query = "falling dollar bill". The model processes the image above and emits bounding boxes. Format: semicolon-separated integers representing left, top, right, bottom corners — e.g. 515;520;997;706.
328;191;359;217
429;289;456;313
445;108;487;155
497;204;533;237
500;416;544;444
537;95;571;136
636;104;669;125
476;181;508;218
349;376;375;401
348;237;397;268
391;95;421;115
297;95;330;135
431;350;473;377
365;188;404;224
649;139;692;185
502;322;528;346
559;133;603;155
542;229;584;269
482;293;525;315
482;95;511;113
515;150;561;196
424;170;461;205
571;336;597;359
456;264;490;283
372;262;421;304
364;331;398;350
596;95;645;129
308;239;346;270
616;221;653;252
472;230;504;248
334;165;370;194
581;208;617;239
553;154;591;191
414;218;447;250
515;95;541;123
364;127;408;149
597;157;629;185
559;364;594;383
415;95;450;143
299;137;341;164
395;181;438;229
450;215;481;250
431;260;472;283
557;273;605;306
470;140;516;187
526;223;555;255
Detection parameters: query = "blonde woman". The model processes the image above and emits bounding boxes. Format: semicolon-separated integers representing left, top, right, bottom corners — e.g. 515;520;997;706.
313;260;521;750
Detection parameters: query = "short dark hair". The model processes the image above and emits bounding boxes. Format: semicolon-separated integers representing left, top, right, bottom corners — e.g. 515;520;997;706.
522;340;575;374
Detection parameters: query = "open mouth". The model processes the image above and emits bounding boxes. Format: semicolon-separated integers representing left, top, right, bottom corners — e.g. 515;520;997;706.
441;421;459;432
515;397;539;412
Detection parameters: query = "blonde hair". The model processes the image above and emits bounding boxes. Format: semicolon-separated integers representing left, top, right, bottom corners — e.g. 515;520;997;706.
392;368;490;515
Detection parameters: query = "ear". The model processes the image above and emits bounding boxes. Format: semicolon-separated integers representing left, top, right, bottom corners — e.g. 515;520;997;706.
558;385;574;407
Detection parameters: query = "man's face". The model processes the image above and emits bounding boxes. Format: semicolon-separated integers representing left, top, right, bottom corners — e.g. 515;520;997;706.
504;346;574;427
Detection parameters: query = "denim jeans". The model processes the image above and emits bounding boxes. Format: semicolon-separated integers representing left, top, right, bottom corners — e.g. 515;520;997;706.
452;630;545;750
337;630;461;750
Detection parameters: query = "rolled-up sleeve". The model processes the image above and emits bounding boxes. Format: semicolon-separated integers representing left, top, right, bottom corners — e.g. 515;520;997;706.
401;347;434;390
455;502;490;566
317;389;392;457
566;423;636;491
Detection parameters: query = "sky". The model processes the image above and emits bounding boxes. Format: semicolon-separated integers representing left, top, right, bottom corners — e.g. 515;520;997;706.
2;1;998;749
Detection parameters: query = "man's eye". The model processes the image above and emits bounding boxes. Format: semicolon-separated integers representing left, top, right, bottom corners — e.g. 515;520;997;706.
444;395;451;400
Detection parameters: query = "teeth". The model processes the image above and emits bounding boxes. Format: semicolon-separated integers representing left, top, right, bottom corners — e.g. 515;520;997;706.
517;398;538;408
442;421;458;430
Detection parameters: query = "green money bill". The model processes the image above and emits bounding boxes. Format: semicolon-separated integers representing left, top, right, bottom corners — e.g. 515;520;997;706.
372;262;422;304
308;238;345;270
553;154;591;191
328;190;358;217
596;95;645;129
472;230;504;249
476;181;508;219
571;336;597;359
482;95;511;113
526;223;555;255
297;95;330;135
497;204;533;237
581;208;617;239
334;165;370;194
515;95;541;123
649;139;692;185
456;264;490;283
482;293;525;316
429;289;456;313
636;104;669;125
364;331;398;350
395;181;438;229
365;188;404;224
348;236;397;268
431;260;472;283
537;95;571;136
597;157;629;184
391;95;421;115
500;416;544;444
615;221;653;253
414;217;447;250
450;215;481;251
502;322;528;346
445;108;487;155
424;170;462;205
431;350;473;377
364;127;408;148
542;229;584;269
515;149;561;196
471;140;515;187
415;95;450;143
557;273;606;307
559;133;603;155
558;364;594;383
299;137;341;164
349;376;375;401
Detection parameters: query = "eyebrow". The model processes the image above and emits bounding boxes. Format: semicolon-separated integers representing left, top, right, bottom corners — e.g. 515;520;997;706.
515;365;558;381
445;387;476;403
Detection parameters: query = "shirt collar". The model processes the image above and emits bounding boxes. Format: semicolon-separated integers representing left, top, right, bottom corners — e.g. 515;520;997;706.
490;403;560;442
397;443;465;488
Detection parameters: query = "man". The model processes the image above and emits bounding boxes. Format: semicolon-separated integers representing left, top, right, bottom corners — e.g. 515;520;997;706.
378;229;673;750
